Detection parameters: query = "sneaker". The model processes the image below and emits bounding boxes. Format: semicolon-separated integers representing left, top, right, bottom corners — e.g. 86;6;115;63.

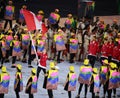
0;65;3;69
28;65;33;68
102;96;105;98
113;94;116;97
95;96;99;98
117;95;120;97
57;61;60;63
22;59;27;63
11;66;16;68
75;95;80;98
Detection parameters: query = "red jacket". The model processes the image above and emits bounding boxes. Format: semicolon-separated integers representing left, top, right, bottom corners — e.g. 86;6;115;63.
37;52;48;67
88;40;99;56
108;42;114;56
101;43;109;57
112;45;119;60
118;45;120;61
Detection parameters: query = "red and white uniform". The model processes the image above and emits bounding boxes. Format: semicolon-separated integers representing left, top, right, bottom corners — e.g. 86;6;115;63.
118;44;120;61
112;45;120;62
100;43;109;58
108;42;114;56
88;40;99;56
37;52;48;69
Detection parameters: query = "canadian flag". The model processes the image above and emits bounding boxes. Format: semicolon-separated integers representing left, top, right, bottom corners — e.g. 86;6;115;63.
23;9;42;31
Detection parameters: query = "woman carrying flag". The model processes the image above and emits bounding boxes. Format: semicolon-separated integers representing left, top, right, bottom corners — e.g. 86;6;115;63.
37;49;48;79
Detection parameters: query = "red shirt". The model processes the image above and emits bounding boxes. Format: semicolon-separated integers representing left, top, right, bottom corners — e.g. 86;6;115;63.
108;42;114;56
112;45;119;60
101;43;109;57
118;44;120;61
88;40;99;56
37;52;48;67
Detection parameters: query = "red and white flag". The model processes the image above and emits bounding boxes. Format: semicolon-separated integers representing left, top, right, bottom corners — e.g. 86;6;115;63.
23;9;42;31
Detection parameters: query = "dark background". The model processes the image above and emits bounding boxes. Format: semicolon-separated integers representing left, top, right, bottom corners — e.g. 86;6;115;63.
0;0;119;19
14;0;78;18
94;0;118;16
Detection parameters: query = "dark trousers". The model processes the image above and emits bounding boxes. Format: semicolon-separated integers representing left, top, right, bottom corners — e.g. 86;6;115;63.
6;50;10;60
92;92;95;98
112;89;116;95
70;53;75;63
90;82;96;98
47;89;53;98
5;47;12;59
0;94;4;98
108;56;112;63
78;83;88;97
28;54;36;65
23;49;27;59
15;91;20;98
103;80;109;97
12;56;16;64
108;89;112;98
0;48;2;61
57;51;61;63
4;19;12;29
68;91;71;98
1;57;5;65
37;66;46;79
29;93;33;98
118;62;120;69
88;55;96;67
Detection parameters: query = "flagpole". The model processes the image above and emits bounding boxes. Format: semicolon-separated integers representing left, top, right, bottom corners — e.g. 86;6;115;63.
28;31;38;59
28;31;46;69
